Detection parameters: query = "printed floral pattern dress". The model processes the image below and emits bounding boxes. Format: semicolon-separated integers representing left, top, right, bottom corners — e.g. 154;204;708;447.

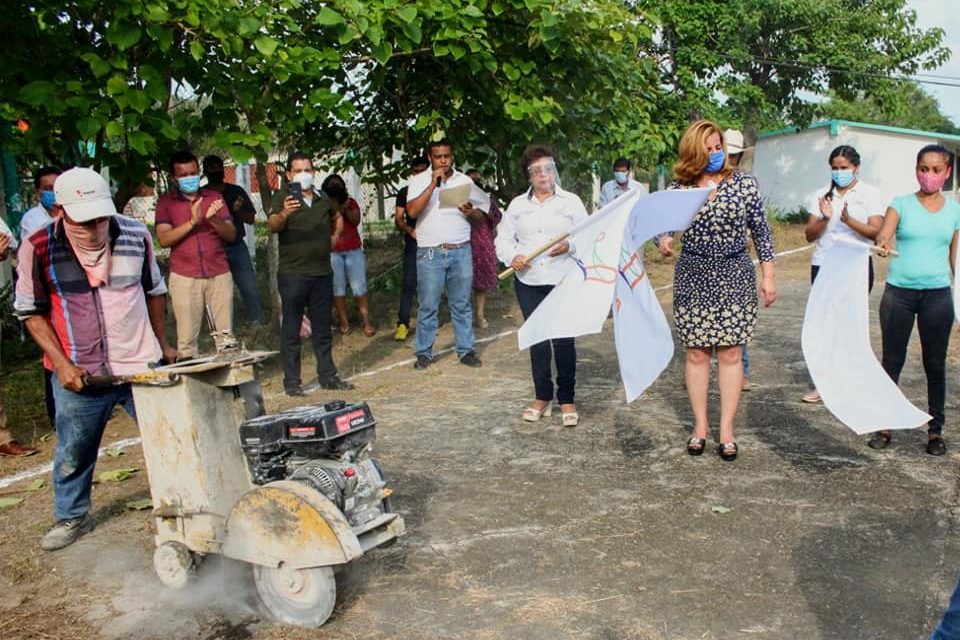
670;171;775;347
471;199;503;292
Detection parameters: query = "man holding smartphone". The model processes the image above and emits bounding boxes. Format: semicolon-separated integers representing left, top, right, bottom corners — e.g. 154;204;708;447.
268;152;351;395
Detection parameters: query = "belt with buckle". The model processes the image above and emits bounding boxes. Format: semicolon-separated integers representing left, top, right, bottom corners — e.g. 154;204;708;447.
429;241;469;250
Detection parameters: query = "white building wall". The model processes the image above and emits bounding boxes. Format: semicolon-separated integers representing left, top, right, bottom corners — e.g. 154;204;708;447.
754;123;959;216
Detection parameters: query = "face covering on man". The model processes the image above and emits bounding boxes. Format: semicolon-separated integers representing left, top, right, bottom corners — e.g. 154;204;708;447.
63;218;111;288
292;172;314;191
705;151;725;174
177;175;201;195
917;171;949;194
832;169;855;188
614;171;629;185
40;190;57;210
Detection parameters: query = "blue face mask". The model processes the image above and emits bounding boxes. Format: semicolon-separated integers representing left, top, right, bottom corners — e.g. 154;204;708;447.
832;169;855;188
705;150;726;173
177;175;201;194
40;190;56;210
614;171;629;185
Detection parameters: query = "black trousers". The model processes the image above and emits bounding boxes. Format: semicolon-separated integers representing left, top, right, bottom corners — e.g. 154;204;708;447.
397;241;417;326
278;273;337;390
515;279;576;404
879;284;953;433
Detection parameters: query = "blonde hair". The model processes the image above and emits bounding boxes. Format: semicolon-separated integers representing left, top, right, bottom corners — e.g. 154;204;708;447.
673;119;734;185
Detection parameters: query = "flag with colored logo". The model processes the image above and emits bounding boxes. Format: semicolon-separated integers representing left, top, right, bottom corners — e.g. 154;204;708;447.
519;187;711;402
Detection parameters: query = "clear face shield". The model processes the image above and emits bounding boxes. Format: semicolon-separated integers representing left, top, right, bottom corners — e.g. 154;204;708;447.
527;158;560;191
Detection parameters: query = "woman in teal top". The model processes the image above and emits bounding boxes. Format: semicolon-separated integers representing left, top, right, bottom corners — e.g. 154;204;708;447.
874;144;960;455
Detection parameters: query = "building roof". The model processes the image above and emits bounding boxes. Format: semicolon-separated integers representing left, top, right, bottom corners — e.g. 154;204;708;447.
758;119;960;144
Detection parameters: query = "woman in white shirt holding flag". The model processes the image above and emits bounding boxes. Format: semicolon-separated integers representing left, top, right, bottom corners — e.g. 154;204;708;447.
496;145;588;427
801;145;884;404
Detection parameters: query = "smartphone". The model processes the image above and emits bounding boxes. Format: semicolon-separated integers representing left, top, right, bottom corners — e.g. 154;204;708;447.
287;182;303;206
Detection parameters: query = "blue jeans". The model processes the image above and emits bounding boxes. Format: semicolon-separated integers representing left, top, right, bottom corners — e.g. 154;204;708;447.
331;248;368;296
415;245;475;358
225;241;263;325
932;573;960;639
741;345;749;377
51;375;136;521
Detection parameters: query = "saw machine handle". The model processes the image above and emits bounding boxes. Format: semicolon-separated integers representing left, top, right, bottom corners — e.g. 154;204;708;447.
82;372;180;388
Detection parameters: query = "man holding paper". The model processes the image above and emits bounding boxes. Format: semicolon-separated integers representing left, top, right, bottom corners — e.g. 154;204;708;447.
405;139;491;369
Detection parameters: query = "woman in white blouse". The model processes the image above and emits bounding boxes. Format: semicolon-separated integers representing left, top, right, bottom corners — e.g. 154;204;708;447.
495;145;588;426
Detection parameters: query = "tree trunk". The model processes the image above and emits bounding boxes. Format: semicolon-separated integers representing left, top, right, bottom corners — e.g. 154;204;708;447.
254;161;280;318
113;180;142;214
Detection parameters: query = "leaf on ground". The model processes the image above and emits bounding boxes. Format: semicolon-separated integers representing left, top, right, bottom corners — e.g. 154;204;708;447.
711;505;732;514
126;498;153;511
27;478;46;491
40;433;52;443
96;468;138;483
104;448;124;458
0;497;24;510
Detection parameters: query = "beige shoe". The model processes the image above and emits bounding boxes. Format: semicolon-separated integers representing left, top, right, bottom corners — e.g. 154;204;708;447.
741;378;751;391
562;411;579;427
802;390;822;404
522;403;552;422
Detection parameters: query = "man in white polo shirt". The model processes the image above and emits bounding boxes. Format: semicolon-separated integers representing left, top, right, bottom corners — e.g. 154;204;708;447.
404;140;490;369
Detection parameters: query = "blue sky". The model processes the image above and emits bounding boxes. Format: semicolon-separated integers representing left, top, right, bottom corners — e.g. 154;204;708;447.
909;0;960;125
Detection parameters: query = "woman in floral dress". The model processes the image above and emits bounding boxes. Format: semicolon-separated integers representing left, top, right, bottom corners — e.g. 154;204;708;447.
467;169;502;329
657;120;778;461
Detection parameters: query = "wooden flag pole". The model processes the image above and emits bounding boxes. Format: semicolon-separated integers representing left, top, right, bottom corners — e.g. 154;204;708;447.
497;232;570;280
868;244;899;257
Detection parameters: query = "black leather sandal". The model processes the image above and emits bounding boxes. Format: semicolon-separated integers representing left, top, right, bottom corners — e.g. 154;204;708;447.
687;436;706;456
867;430;892;450
927;435;946;456
718;442;738;461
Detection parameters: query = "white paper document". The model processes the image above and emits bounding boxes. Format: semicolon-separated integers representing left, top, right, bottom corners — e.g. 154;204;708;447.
438;184;472;209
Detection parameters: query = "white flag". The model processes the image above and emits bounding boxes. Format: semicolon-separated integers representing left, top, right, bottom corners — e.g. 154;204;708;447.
517;189;642;349
802;235;930;434
613;188;711;401
519;187;710;402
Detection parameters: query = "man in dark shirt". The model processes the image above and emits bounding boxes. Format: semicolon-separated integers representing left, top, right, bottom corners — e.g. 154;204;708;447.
268;152;352;395
203;155;264;326
393;156;430;341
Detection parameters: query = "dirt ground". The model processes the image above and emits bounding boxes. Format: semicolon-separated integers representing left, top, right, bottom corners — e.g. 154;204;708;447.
2;226;960;640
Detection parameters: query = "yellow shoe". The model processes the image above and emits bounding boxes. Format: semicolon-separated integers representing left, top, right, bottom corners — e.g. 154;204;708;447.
394;324;409;341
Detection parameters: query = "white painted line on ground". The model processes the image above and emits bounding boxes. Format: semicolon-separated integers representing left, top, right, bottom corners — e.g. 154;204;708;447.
0;437;142;490
346;329;517;379
0;245;815;490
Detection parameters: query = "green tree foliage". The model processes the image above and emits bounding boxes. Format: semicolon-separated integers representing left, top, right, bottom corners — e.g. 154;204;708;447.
0;0;951;205
0;0;669;205
817;81;960;135
648;0;949;143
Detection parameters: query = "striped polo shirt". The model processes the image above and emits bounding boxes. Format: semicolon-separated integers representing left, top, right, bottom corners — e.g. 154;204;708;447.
14;215;167;376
